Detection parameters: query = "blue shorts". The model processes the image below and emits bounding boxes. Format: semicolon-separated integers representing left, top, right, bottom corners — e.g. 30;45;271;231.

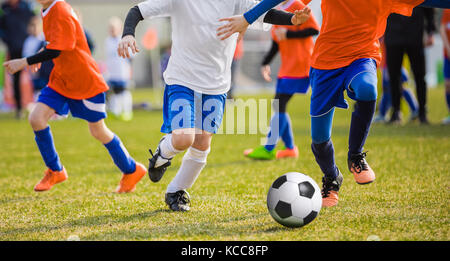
161;84;227;134
444;57;450;80
37;87;107;122
309;58;377;117
276;77;310;95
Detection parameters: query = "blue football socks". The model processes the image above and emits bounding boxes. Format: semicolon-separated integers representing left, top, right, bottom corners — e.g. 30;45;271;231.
34;126;63;172
104;135;136;174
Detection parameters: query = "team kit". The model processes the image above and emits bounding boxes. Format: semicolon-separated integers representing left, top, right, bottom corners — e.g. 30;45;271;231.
3;0;449;214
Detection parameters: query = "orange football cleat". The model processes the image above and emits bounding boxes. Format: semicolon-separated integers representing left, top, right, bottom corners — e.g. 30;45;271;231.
276;146;299;159
34;167;68;192
348;152;375;185
321;171;343;207
115;162;146;193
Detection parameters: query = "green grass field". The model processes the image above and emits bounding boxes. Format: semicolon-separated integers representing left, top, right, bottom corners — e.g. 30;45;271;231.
0;87;448;241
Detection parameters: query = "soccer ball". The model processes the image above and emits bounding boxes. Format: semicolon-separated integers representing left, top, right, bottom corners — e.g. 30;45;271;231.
267;172;322;228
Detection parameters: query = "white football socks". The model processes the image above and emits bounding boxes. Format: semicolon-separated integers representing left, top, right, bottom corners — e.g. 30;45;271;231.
154;134;182;168
166;146;210;193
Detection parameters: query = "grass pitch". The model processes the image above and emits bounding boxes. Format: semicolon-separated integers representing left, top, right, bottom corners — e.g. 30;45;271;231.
0;87;448;241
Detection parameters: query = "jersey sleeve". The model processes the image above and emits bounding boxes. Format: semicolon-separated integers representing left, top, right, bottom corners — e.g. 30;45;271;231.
390;0;424;16
137;0;173;19
236;0;272;31
45;9;76;51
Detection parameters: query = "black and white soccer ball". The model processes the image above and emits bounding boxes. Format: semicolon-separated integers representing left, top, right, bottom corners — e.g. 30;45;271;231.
267;172;322;228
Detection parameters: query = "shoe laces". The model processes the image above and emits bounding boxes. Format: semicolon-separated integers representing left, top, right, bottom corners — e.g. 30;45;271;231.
321;178;335;198
175;191;190;205
350;151;369;174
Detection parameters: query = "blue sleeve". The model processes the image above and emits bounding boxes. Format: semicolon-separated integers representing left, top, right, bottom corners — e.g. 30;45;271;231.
243;0;285;24
420;0;450;8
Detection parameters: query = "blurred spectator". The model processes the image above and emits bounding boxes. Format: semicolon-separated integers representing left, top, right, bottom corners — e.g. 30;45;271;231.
441;9;450;125
384;7;436;124
0;0;35;118
105;16;133;121
22;15;53;97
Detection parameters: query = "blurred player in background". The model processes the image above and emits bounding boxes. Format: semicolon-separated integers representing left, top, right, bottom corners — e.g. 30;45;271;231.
105;16;133;121
118;0;311;212
227;38;243;100
441;9;450;125
373;40;418;123
217;0;450;208
22;16;53;98
3;0;146;193
244;0;319;160
0;0;35;118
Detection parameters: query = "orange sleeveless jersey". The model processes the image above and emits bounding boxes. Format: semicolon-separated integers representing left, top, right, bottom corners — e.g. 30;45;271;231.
311;0;424;70
43;0;108;99
272;0;319;78
442;9;450;58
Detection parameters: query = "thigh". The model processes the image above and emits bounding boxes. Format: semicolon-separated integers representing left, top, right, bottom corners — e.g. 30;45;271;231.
67;92;107;123
274;93;293;113
37;87;70;117
161;85;195;134
201;92;227;134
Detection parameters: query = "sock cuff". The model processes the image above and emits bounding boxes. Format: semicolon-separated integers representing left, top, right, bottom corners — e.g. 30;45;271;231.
185;146;210;163
34;126;50;135
166;134;183;154
104;135;119;148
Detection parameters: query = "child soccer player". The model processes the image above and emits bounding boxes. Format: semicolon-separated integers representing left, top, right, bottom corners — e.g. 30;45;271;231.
105;16;133;121
3;0;146;193
244;0;319;160
441;9;450;125
118;0;311;212
217;0;449;207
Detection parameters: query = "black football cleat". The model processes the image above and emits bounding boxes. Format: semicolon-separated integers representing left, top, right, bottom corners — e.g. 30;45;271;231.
165;190;191;212
148;137;172;183
321;170;343;207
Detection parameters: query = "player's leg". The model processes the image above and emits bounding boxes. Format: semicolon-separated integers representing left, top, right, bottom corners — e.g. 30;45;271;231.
29;87;69;192
347;70;377;185
165;130;212;212
406;44;428;124
245;93;294;160
402;87;419;120
311;109;343;207
276;93;299;159
385;44;406;124
87;119;146;193
148;85;197;182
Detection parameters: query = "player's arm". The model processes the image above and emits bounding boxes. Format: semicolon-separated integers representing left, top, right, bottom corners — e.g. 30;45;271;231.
420;0;450;8
218;7;311;40
3;48;60;75
118;6;143;58
261;40;279;82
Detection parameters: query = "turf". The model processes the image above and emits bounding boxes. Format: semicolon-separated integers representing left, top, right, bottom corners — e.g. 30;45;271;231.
0;87;448;241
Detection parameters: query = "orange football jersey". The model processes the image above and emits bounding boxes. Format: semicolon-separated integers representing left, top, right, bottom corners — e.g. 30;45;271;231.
311;0;424;70
271;0;319;78
43;0;108;99
442;9;450;58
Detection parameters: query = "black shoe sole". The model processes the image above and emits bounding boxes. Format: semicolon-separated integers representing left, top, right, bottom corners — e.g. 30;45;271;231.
356;180;374;185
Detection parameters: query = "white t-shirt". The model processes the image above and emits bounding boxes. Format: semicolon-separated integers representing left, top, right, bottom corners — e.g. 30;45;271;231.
105;36;131;82
138;0;269;95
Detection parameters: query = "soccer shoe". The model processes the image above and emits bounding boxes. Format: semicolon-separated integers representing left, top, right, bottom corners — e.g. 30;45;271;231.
276;146;299;159
442;116;450;125
244;146;276;160
115;162;146;193
34;167;68;192
165;190;191;212
387;111;402;125
348;152;375;185
148;136;173;183
372;114;386;123
321;171;344;207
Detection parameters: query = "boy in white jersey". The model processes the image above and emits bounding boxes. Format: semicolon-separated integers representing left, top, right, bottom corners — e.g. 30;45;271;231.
118;0;310;211
105;17;133;121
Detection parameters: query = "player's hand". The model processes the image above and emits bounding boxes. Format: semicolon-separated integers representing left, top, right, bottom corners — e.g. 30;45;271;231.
424;34;434;47
118;35;139;59
291;6;311;26
217;15;249;41
3;58;28;75
274;28;288;41
261;65;272;82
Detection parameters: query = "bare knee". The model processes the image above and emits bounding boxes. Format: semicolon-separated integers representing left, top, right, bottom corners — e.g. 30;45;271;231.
29;105;52;131
171;130;195;151
192;132;212;151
